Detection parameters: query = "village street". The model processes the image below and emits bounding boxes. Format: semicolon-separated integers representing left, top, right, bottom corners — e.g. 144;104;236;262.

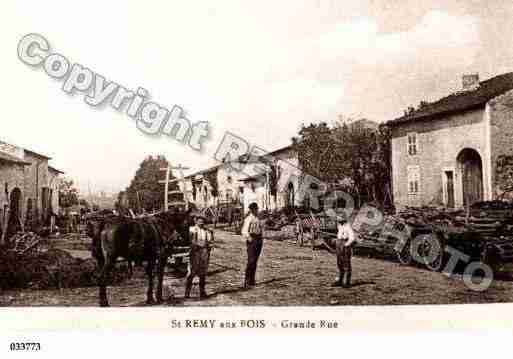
2;229;513;307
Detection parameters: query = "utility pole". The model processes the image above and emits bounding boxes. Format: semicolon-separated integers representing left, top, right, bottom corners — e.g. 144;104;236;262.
159;164;190;211
161;166;171;211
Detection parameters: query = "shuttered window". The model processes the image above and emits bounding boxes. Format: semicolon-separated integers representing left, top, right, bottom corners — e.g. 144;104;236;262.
407;133;418;155
407;166;420;195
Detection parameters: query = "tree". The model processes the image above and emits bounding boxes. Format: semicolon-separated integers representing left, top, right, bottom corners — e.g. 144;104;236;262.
292;122;342;182
58;178;79;209
292;118;392;209
115;190;125;210
125;155;176;212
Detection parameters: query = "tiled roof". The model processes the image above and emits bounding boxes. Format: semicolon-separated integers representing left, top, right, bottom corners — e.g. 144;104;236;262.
263;145;293;157
0;151;30;165
389;72;513;126
48;165;64;174
24;148;51;160
184;164;221;179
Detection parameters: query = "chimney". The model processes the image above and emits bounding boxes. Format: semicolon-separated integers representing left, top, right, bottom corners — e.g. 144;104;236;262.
462;73;480;91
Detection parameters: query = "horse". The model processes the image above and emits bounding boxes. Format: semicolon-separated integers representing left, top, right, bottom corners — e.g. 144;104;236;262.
86;214;137;277
87;210;192;307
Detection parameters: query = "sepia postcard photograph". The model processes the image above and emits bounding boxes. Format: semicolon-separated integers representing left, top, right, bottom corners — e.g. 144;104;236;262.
1;0;513;355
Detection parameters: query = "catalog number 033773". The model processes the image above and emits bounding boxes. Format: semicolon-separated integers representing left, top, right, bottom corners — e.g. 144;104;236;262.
10;342;41;351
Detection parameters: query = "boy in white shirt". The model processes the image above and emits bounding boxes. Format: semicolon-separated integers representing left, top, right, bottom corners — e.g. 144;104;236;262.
241;202;263;288
332;212;356;288
185;213;214;299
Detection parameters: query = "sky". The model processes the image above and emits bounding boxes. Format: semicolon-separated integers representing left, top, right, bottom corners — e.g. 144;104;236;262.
1;0;513;195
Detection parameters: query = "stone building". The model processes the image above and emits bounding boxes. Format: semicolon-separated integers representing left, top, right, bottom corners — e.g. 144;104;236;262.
388;72;513;209
239;145;304;212
0;140;63;230
182;145;307;213
182;166;220;209
183;161;250;211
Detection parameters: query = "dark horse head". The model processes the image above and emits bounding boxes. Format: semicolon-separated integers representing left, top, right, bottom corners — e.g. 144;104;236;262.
152;209;193;255
85;213;119;261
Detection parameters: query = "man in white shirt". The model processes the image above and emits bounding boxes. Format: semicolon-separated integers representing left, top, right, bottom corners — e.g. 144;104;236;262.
185;213;214;299
332;212;356;288
241;202;263;288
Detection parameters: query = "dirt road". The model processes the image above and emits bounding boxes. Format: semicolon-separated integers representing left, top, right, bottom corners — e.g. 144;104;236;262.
2;230;513;306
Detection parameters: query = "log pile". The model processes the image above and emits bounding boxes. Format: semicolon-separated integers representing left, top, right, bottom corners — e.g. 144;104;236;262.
7;232;42;256
0;236;130;290
395;204;513;238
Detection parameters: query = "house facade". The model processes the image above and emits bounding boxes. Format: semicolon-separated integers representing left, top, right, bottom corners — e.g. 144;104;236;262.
389;73;513;209
182;145;306;213
0;140;63;229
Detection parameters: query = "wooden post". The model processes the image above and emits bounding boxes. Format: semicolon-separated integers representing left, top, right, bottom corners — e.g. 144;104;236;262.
160;164;190;211
163;166;170;210
173;164;190;211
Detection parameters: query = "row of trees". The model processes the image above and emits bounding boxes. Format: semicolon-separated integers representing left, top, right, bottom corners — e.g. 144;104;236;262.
115;117;394;213
292;118;393;209
117;155;179;213
58;180;101;214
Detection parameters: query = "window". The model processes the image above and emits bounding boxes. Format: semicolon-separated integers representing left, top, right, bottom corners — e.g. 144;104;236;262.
407;166;420;195
407;133;418;155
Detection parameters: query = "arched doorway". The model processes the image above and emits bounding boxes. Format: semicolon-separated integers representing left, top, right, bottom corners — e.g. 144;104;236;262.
457;148;483;207
286;182;295;208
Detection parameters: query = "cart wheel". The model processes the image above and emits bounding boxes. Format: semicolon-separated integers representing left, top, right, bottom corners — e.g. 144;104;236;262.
404;233;446;271
422;234;445;272
395;238;412;265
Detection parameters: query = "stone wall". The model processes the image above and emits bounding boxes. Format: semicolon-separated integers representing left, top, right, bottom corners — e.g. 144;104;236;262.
22;152;49;219
391;107;490;209
216;164;244;205
272;149;303;209
48;170;62;214
488;89;513;198
0;162;26;224
0;142;62;228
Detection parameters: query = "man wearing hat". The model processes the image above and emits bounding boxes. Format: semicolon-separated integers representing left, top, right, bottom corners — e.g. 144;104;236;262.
185;212;214;299
241;202;264;288
332;212;356;288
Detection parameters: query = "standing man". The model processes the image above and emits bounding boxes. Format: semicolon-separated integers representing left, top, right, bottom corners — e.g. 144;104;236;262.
241;202;263;288
332;212;356;288
185;213;214;299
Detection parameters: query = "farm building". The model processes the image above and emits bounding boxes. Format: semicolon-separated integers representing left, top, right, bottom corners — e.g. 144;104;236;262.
0;140;63;232
388;72;513;209
182;145;308;213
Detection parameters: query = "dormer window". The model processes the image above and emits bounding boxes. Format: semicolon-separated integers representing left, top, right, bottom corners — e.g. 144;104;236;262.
407;133;418;156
